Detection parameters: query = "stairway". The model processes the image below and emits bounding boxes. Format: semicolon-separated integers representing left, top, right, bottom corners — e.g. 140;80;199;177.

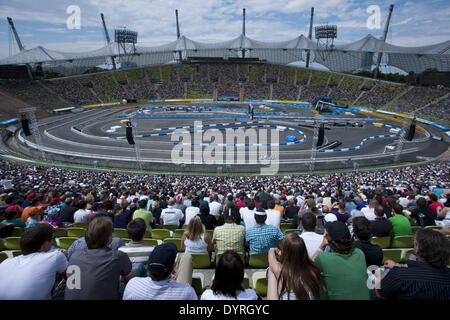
384;85;414;109
414;92;449;113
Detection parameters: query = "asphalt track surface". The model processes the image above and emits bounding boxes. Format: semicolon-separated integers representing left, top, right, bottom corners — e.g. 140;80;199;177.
17;102;449;168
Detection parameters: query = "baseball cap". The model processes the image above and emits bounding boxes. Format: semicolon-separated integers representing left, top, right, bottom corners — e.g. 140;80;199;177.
176;194;183;202
27;193;37;200
148;242;178;273
326;221;351;242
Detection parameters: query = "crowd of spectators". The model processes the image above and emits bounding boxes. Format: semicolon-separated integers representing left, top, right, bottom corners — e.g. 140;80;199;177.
0;159;449;300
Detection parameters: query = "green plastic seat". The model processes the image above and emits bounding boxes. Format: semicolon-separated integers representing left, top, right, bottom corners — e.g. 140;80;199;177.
280;223;293;232
57;237;78;249
11;227;23;237
54;228;67;238
410;226;422;235
73;222;88;229
191;253;211;269
162;224;179;231
284;229;299;235
206;230;214;239
382;249;403;264
151;229;172;240
0;252;8;263
181;225;188;229
248;252;269;268
213;215;220;221
215;252;245;265
112;228;129;239
391;235;414;248
67;227;85;238
143;238;161;246
371;236;391;249
401;248;415;263
252;271;268;297
5;237;21;250
173;229;185;238
424;225;442;230
11;250;22;257
163;238;183;252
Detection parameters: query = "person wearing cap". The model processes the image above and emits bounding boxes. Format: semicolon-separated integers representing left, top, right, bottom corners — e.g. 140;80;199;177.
123;242;198;300
65;217;134;300
245;208;285;254
213;208;245;256
21;196;45;223
174;194;187;215
160;198;184;228
312;221;371;300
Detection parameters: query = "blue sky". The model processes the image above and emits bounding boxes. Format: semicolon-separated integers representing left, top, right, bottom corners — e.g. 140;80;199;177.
1;0;449;60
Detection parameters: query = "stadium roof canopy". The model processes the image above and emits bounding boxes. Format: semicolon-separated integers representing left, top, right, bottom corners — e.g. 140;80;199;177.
1;33;449;75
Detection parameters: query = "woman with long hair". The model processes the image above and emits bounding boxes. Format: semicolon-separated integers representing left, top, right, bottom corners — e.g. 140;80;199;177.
267;233;326;300
201;250;259;300
113;199;132;229
181;216;212;253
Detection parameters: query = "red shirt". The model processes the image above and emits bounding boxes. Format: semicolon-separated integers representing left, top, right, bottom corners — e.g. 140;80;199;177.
429;201;444;215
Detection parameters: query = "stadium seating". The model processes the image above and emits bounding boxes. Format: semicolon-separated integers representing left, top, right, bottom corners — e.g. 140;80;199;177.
191;253;211;269
371;236;391;249
401;248;415;263
112;228;129;239
0;252;8;263
162;224;179;231
172;229;185;238
151;229;172;240
4;237;21;250
67;227;86;238
391;236;414;248
57;237;78;249
425;225;442;230
382;249;403;264
73;223;88;229
280;223;293;233
191;273;205;296
143;238;161;246
54;228;67;238
252;271;268;297
284;229;299;235
11;227;23;237
163;238;183;252
248;253;269;268
411;226;422;235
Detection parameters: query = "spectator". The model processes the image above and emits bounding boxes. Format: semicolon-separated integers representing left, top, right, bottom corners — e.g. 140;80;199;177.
209;194;222;216
217;202;241;226
201;250;259;300
212;208;245;255
284;198;299;221
240;199;257;230
428;193;444;216
150;200;162;227
118;218;155;277
160;198;184;227
123;243;197;300
245;208;285;254
389;204;412;237
184;198;200;225
274;198;285;219
21;197;44;222
132;199;154;235
371;205;393;237
58;197;78;223
265;199;281;229
411;197;436;227
198;203;217;230
113;199;133;229
174;194;187;215
65;217;133;300
0;224;68;299
1;208;25;228
299;212;324;259
181;216;213;253
5;194;22;219
312;221;371;300
267;234;326;300
26;211;41;228
352;216;383;267
375;229;450;300
330;201;351;223
361;199;379;221
73;200;91;224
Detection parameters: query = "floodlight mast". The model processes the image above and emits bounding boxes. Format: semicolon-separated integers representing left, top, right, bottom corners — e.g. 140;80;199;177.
100;13;116;70
242;8;246;58
305;7;314;69
373;4;394;79
7;17;24;51
175;10;182;62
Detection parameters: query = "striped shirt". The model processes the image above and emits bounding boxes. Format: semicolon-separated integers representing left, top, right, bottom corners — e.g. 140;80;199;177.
123;278;198;300
213;223;246;254
378;260;450;300
245;224;285;254
118;241;155;264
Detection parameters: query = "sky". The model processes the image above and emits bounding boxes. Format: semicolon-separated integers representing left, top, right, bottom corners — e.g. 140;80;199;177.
1;0;449;62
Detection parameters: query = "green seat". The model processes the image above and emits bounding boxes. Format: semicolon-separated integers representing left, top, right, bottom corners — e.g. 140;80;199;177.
215;252;245;265
284;229;299;235
11;227;23;237
163;238;183;252
143;238;161;246
5;237;21;250
371;236;391;249
151;229;172;240
122;238;131;243
391;235;414;248
401;248;415;263
11;250;22;257
248;252;269;268
181;225;188;229
67;227;85;238
162;224;179;231
54;228;67;238
191;253;211;269
213;215;220;221
411;226;422;235
191;272;205;296
382;249;403;264
0;252;8;263
206;230;214;239
112;228;129;239
280;223;293;232
173;229;185;238
424;225;442;230
252;271;268;297
57;237;78;249
73;222;88;229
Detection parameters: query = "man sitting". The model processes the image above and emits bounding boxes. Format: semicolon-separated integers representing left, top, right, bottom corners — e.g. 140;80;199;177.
370;205;392;237
213;209;246;256
245;208;284;254
299;212;324;259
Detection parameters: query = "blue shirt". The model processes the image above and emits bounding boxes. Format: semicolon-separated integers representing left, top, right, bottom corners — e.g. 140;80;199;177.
123;277;198;300
245;224;285;253
68;237;125;260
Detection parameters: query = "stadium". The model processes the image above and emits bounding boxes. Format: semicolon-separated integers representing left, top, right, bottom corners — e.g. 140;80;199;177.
0;3;449;305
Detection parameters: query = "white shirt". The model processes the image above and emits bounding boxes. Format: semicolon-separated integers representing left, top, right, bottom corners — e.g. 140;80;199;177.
73;209;91;223
240;207;257;230
265;209;281;229
361;207;376;221
399;197;410;208
184;207;200;225
0;250;68;300
160;206;184;225
201;288;258;300
209;201;222;215
300;232;324;259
